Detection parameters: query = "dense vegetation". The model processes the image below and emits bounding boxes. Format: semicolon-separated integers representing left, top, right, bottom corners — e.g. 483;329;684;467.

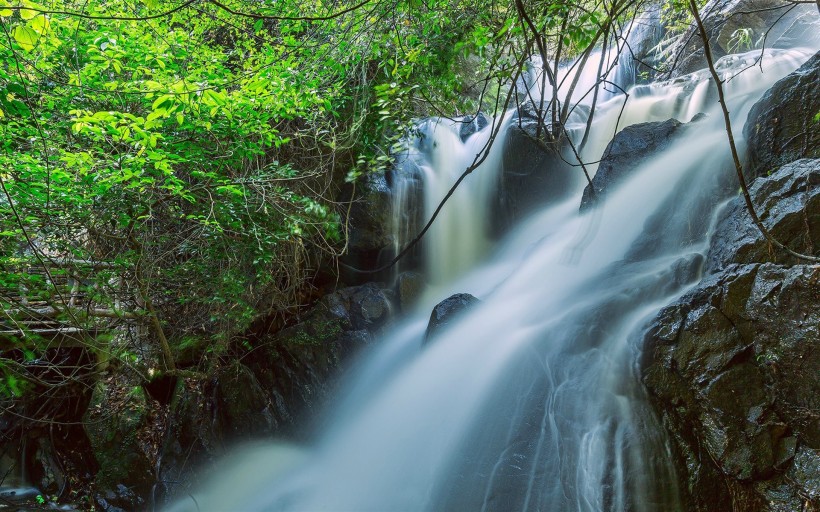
0;0;662;393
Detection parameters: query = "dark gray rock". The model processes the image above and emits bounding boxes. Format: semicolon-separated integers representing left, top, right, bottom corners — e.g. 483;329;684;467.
705;159;820;272
424;293;480;343
158;283;394;503
744;53;820;182
246;282;392;434
82;371;155;501
458;112;490;141
643;159;820;511
339;173;395;284
95;483;144;511
494;115;581;234
580;118;684;211
667;0;818;77
156;362;275;502
395;271;426;312
643;263;820;511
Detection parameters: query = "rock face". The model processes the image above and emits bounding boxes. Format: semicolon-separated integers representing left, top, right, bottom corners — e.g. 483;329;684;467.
580;118;684;211
706;159;820;271
424;293;480;343
155;361;275;502
644;264;820;511
667;0;818;77
744;52;820;182
339;173;396;284
83;371;156;506
642;159;820;511
244;282;393;433
494;110;582;234
152;282;394;502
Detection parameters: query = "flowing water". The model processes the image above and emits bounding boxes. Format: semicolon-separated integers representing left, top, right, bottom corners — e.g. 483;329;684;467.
169;45;817;512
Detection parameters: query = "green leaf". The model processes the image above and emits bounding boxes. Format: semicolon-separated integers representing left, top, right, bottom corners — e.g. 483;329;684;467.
13;25;38;52
29;14;49;35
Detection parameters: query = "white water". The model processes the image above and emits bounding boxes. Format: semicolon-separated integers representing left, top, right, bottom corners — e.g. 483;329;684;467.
168;47;816;512
398;118;509;284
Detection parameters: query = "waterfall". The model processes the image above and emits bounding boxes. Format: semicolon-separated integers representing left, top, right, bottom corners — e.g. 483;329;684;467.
392;117;509;285
167;46;816;512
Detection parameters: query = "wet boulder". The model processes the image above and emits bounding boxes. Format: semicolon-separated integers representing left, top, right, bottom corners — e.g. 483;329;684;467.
247;282;393;433
494;111;582;235
424;293;480;344
580;118;684;211
643;263;820;511
744;52;820;182
643;159;820;511
705;158;820;272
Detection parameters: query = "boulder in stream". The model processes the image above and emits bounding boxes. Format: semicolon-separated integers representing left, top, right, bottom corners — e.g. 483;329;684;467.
424;293;481;344
580;118;684;211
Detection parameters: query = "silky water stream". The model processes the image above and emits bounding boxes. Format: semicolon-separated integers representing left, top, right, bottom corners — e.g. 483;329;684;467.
169;46;816;512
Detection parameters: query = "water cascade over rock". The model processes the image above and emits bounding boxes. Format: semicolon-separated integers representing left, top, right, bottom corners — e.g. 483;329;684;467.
167;44;818;512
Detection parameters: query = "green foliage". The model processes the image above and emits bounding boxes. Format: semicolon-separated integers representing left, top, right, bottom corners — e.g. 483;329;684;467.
0;0;658;377
728;27;755;53
0;0;358;370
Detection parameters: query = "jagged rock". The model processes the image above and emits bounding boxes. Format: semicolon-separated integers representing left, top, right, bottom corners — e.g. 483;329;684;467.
424;293;480;343
705;159;820;272
580;118;684;211
744;53;820;181
643;159;820;511
667;0;818;77
643;263;820;511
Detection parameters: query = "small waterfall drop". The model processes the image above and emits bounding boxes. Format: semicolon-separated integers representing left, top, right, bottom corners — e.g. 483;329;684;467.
398;117;509;284
167;46;816;512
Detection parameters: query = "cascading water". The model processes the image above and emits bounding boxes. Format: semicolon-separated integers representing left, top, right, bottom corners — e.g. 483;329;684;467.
392;118;508;285
168;45;817;512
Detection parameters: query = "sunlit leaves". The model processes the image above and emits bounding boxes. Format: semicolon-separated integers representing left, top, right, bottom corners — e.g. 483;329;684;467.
12;25;38;51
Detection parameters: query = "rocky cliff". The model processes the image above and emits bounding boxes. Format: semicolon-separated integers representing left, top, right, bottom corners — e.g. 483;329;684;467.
642;52;820;512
